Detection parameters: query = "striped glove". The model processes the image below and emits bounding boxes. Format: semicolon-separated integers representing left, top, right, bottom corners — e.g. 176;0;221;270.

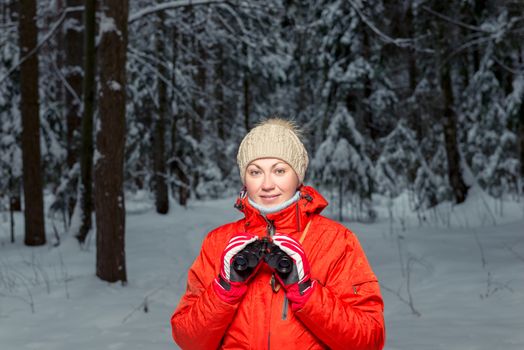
213;233;261;304
270;235;315;311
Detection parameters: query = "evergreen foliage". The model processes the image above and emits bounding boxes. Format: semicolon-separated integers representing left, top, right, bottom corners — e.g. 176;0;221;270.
0;0;522;224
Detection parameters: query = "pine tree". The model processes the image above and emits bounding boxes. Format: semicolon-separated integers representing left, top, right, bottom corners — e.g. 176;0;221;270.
312;105;375;221
18;0;46;246
375;122;420;198
76;0;95;244
95;0;129;283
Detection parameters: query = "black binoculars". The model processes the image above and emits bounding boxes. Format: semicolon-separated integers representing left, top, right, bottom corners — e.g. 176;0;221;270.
232;237;293;274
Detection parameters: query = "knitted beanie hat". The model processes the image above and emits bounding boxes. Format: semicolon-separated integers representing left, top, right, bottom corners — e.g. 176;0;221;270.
237;118;309;184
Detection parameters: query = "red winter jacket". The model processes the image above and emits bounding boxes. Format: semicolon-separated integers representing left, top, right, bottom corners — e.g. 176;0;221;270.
171;186;385;349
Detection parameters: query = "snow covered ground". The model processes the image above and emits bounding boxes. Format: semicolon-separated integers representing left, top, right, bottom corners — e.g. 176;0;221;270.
0;188;523;349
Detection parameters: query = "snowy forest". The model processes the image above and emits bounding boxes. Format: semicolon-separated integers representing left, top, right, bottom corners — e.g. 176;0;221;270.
0;0;523;348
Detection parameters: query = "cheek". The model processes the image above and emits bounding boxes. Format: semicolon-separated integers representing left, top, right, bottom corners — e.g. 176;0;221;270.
277;174;299;192
244;177;260;195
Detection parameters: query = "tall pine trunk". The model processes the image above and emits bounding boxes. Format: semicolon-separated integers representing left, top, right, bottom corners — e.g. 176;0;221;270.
76;0;95;244
171;114;190;207
215;46;226;141
519;96;524;183
441;64;468;204
154;12;169;214
95;0;128;283
242;42;250;131
18;0;46;246
64;0;83;220
169;25;190;206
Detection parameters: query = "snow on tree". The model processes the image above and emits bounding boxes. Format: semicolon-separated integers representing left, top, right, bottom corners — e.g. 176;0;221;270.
375;121;419;198
0;16;22;209
460;57;521;197
312;105;375;221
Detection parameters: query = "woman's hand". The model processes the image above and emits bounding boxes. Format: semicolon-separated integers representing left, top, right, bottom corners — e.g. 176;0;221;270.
270;235;316;311
213;233;261;304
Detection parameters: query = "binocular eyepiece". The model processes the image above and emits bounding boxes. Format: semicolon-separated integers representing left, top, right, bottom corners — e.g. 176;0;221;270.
232;237;293;275
232;238;267;272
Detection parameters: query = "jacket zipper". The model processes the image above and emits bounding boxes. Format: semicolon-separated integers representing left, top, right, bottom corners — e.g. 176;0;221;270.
262;216;275;349
267;290;275;350
282;295;288;320
295;203;300;232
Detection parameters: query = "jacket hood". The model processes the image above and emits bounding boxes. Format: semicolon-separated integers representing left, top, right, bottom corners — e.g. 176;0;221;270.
234;185;328;237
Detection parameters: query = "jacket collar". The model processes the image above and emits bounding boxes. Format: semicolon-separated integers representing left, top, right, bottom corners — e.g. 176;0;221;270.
234;185;328;237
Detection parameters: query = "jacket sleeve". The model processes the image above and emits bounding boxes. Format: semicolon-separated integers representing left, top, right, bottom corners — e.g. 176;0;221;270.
171;231;239;350
295;230;385;350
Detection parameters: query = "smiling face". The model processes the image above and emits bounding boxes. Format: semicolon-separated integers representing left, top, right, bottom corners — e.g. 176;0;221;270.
244;158;300;207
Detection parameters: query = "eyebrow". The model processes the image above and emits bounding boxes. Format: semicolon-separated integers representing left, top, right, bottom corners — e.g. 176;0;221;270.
248;162;287;169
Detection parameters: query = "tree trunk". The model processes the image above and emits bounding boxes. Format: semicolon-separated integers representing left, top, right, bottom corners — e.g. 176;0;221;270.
441;64;468;204
215;46;226;141
76;0;95;244
405;2;423;142
192;43;206;143
243;42;250;131
173;160;190;207
64;0;83;220
5;3;21;215
95;0;129;283
189;33;205;200
154;12;169;214
338;178;343;222
18;0;46;246
9;178;22;212
169;24;190;206
8;173;16;242
170;119;190;207
359;30;377;143
519;91;524;180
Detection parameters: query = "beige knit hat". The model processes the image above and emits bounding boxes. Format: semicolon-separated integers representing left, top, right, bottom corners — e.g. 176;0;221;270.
237;118;309;184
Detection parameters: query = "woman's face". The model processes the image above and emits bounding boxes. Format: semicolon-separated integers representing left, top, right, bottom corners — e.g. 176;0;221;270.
245;158;300;207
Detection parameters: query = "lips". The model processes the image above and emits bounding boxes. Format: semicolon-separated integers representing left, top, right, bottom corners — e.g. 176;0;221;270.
260;194;281;201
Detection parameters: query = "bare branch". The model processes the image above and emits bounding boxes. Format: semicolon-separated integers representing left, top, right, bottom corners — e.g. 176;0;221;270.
493;56;524;75
0;6;84;85
128;0;226;24
441;36;493;67
347;0;424;50
421;6;490;33
49;59;82;107
0;22;17;29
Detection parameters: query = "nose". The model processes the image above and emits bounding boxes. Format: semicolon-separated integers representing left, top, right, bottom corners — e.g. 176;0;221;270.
261;174;275;191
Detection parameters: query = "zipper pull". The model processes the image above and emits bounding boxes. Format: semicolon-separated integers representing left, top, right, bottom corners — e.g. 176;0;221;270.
270;274;281;293
267;220;275;236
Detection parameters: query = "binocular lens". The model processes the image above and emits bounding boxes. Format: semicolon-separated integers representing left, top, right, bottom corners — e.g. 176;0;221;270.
277;257;292;274
233;255;248;271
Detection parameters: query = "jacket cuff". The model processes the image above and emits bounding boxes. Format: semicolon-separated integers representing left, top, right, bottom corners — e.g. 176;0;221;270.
212;276;247;304
287;280;316;311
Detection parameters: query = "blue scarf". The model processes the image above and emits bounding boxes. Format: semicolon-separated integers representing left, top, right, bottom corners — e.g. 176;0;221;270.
248;191;300;215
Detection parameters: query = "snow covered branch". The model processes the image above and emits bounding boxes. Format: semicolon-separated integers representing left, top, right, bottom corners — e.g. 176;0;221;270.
128;0;226;24
0;6;84;86
347;0;423;50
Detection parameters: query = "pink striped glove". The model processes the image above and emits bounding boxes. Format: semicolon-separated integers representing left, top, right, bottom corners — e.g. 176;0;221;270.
270;235;316;311
213;233;260;304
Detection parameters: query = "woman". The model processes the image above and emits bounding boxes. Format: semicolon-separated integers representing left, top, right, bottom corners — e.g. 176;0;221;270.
171;118;385;349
